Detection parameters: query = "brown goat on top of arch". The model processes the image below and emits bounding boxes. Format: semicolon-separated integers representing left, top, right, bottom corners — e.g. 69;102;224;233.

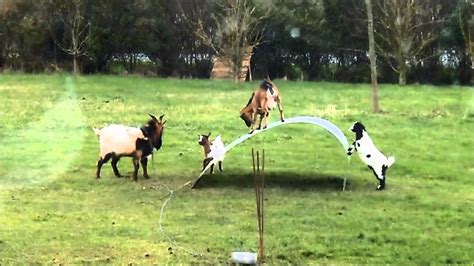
240;80;284;133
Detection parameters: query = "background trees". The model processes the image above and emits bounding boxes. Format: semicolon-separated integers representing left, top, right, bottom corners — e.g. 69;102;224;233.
0;0;471;85
371;0;454;85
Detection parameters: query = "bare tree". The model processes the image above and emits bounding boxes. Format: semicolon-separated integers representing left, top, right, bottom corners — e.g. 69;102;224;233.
373;0;446;85
50;0;90;74
459;0;474;83
365;0;380;113
182;0;268;82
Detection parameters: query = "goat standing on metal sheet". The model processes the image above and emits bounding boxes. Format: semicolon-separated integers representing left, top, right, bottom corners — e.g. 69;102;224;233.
198;133;225;174
240;80;284;133
93;114;166;181
347;121;395;190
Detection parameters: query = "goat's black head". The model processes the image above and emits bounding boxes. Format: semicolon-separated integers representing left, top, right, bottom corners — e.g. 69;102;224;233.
351;121;365;134
240;92;255;128
240;110;253;127
198;132;211;146
144;114;166;148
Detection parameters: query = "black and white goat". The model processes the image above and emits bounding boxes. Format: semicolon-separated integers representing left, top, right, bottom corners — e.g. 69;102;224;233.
347;121;395;190
93;114;166;181
198;133;225;174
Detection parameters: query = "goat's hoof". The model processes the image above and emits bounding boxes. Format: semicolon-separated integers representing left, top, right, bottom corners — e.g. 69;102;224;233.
281;119;285;122
248;130;254;134
376;185;385;190
144;175;151;179
263;126;267;129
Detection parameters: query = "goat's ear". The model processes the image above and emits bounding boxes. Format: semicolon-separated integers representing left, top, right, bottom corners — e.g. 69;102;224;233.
149;114;158;122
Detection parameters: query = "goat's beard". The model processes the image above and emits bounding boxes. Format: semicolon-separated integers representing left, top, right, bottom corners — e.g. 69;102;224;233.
240;112;253;127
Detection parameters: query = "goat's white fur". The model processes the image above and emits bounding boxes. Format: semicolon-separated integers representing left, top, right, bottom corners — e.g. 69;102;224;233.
266;89;277;109
353;131;395;169
207;135;225;163
93;124;146;159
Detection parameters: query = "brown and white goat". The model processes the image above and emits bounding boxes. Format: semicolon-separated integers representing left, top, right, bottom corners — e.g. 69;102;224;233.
93;114;166;181
198;132;225;174
240;80;284;133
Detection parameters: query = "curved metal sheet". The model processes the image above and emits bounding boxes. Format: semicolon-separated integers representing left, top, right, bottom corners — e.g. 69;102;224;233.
192;116;349;188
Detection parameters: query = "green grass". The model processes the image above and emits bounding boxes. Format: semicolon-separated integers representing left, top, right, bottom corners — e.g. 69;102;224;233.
0;74;473;264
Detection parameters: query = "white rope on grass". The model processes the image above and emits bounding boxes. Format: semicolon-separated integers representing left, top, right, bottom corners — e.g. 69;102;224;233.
157;178;225;261
149;136;209;260
156;171;230;262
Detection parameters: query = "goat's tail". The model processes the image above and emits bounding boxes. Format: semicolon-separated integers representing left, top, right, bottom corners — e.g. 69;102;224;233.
92;127;102;136
386;156;395;168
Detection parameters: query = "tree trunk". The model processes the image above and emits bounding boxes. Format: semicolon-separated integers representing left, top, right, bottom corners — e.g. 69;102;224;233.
399;65;407;85
470;53;474;86
366;0;380;113
233;73;239;83
73;55;79;75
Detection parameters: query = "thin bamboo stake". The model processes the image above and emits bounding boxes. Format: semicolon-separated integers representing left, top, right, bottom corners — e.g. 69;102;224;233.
252;148;256;177
252;148;265;264
260;149;265;263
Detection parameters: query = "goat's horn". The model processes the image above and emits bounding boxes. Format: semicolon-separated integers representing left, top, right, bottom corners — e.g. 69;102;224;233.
159;114;165;121
149;114;158;122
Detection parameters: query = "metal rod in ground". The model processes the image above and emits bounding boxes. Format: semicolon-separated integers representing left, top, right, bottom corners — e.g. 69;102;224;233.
257;150;260;177
252;148;256;175
252;148;265;264
252;149;259;237
260;149;265;263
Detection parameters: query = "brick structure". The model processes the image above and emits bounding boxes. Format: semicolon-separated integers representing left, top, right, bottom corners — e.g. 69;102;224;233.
210;47;253;81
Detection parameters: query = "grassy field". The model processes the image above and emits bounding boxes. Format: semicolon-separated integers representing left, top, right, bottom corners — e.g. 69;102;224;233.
0;74;473;264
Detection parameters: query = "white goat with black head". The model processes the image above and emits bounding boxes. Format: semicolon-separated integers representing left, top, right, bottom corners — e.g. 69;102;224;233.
93;114;166;181
347;121;395;190
198;132;225;174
